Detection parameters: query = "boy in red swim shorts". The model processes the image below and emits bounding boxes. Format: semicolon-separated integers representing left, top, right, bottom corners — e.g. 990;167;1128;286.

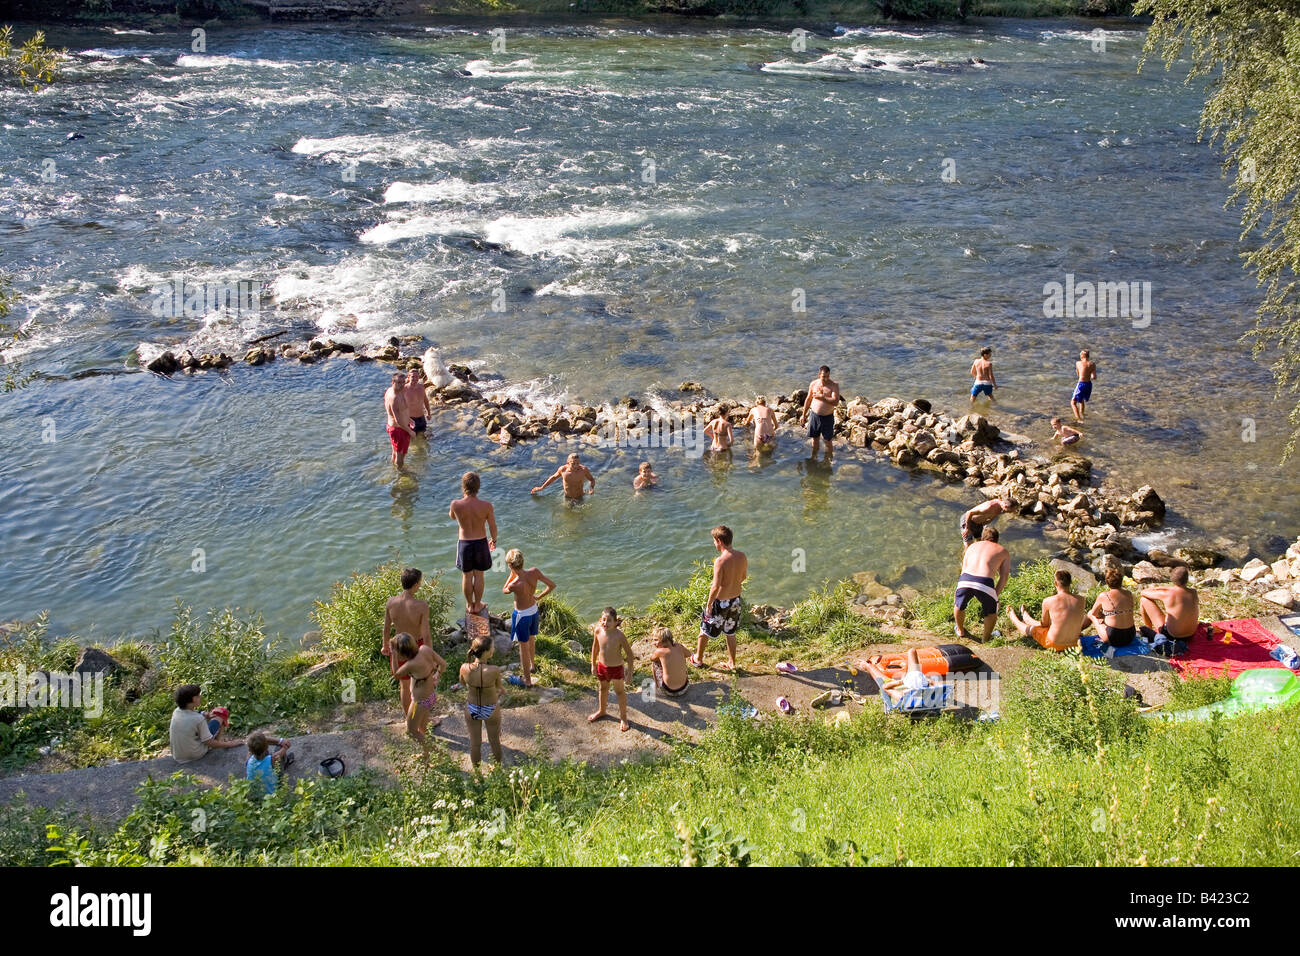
588;607;634;732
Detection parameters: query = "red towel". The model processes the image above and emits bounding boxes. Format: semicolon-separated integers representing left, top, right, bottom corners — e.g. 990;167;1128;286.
1170;618;1285;680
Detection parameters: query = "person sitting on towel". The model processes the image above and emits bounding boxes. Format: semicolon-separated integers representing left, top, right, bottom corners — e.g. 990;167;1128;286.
1087;565;1137;647
1007;569;1087;651
1138;565;1200;642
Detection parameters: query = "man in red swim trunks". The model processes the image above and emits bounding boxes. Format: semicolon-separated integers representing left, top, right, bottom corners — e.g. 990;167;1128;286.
384;371;415;469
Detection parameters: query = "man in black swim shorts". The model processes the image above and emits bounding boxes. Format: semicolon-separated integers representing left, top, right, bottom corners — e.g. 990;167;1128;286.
799;365;842;461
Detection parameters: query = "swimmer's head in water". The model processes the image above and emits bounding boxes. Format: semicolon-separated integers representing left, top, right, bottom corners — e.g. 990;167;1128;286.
712;524;733;548
401;567;422;591
998;498;1015;512
462;471;480;495
638;461;652;474
567;453;581;464
505;548;523;570
467;634;493;661
392;632;418;661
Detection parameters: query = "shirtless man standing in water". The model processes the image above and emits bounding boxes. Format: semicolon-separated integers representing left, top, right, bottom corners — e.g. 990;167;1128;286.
384;372;415;469
532;453;595;502
800;366;841;460
449;472;497;617
970;347;997;405
692;525;748;671
404;367;430;439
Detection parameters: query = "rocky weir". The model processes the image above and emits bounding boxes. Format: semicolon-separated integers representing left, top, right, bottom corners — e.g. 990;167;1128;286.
140;333;1251;582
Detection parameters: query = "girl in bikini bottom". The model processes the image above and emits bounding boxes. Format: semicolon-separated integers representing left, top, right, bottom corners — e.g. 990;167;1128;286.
467;701;496;720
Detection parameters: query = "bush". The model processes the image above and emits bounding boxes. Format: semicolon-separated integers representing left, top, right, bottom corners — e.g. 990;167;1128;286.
313;563;453;702
1004;649;1143;754
646;561;713;630
158;605;277;729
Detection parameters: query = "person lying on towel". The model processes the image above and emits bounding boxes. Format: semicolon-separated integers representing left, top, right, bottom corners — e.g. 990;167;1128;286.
881;649;937;703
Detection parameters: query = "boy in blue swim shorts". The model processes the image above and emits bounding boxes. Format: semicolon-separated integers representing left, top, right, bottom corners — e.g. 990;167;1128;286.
969;347;996;403
1072;349;1097;421
503;548;556;689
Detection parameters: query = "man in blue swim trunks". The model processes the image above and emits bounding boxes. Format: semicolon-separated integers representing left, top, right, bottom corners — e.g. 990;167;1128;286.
969;347;996;404
954;526;1010;642
503;548;555;689
800;365;842;461
1072;349;1097;422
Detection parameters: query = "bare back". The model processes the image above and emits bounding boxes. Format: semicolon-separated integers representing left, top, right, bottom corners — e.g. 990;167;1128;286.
961;540;1009;586
386;593;429;643
1077;359;1097;382
1091;587;1134;630
1158;585;1200;638
450;495;493;539
1041;591;1087;646
460;659;502;708
713;547;748;601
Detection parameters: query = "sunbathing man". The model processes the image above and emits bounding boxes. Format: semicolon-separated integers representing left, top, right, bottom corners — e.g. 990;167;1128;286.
954;526;1010;642
383;567;432;716
746;397;777;453
503;548;555;689
449;472;497;617
1087;565;1137;647
959;498;1014;549
404;367;431;439
970;347;996;405
692;524;747;671
1007;569;1087;651
384;371;415;469
1072;349;1097;422
532;452;595;502
800;365;841;460
1139;565;1200;641
704;411;733;453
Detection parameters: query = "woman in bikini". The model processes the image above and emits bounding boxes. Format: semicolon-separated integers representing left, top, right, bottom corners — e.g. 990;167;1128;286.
459;634;504;771
1087;565;1137;648
393;632;446;764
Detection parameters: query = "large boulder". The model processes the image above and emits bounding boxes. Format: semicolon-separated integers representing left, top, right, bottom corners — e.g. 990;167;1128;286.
74;646;120;677
145;351;179;375
1049;558;1097;592
1130;561;1167;585
1262;588;1295;610
1048;454;1092;484
1240;559;1270;583
954;413;999;446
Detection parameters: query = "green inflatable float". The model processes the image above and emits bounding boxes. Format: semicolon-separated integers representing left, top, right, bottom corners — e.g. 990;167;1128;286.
1150;668;1300;722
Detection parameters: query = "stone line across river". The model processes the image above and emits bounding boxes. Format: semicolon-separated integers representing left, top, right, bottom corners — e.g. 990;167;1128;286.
141;333;1194;578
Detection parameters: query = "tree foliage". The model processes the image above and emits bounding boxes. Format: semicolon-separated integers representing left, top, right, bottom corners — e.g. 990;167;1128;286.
0;26;60;91
1136;0;1300;456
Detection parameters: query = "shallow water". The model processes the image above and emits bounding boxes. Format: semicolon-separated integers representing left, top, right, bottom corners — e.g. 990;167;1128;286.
0;18;1296;639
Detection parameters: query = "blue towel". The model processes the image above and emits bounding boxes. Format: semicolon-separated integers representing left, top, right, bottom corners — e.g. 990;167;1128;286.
1079;633;1152;659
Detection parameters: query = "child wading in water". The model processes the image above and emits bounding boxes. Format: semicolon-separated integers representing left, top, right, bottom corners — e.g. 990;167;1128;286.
1051;417;1082;446
589;607;635;731
634;461;658;490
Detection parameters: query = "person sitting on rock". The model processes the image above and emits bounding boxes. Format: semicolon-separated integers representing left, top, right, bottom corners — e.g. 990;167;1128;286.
1051;417;1082;446
1139;565;1200;642
1007;569;1087;651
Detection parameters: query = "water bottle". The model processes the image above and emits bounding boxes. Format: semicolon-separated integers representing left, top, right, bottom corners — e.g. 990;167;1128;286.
1270;644;1300;670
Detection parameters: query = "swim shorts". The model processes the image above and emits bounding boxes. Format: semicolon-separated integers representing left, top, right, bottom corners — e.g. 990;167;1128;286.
390;637;427;680
510;605;539;644
456;538;492;573
960;515;984;546
807;412;834;441
411;416;427;433
970;382;994;399
1072;381;1093;403
653;660;689;697
1028;625;1075;651
954;573;999;618
700;596;743;639
387;425;410;455
1061;433;1080;445
596;662;624;682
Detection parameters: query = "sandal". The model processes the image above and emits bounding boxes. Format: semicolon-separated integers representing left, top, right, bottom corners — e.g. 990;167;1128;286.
776;661;798;674
777;696;793;714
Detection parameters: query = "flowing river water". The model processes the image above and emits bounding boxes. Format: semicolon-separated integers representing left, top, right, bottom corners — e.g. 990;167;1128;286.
1;17;1296;640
